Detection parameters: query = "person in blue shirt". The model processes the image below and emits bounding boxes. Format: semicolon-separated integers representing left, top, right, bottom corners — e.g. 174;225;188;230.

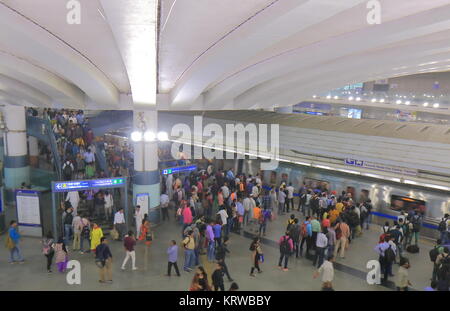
300;217;313;257
374;236;394;284
213;223;222;247
166;240;180;277
8;221;24;264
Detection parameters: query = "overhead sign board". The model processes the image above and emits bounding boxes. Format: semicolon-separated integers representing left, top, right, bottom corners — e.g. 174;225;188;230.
344;158;418;176
162;165;197;175
52;177;126;192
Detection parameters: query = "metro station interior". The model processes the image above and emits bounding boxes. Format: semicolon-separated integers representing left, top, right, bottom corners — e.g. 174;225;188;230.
0;0;450;292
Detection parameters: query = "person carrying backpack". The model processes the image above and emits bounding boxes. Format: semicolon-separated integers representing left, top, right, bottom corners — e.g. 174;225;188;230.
288;218;301;258
438;214;449;245
62;160;74;180
435;247;450;290
430;239;444;283
374;235;396;284
42;231;55;273
278;232;293;271
299;217;312;257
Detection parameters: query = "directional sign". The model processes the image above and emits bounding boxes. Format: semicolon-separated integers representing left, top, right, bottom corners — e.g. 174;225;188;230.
161;165;197;175
52;177;126;192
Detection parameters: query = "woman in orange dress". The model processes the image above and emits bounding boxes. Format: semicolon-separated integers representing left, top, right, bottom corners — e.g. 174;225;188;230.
138;217;152;246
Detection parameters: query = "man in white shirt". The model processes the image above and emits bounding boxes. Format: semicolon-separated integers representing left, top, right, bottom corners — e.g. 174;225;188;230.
286;182;295;213
313;230;328;268
252;184;259;200
65;191;80;216
314;255;335;290
277;189;286;216
160;193;170;221
217;207;228;226
114;208;126;241
104;191;114;221
221;183;230;201
242;194;253;226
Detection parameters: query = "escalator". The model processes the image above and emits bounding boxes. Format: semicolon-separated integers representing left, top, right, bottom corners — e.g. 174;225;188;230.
26;116;62;181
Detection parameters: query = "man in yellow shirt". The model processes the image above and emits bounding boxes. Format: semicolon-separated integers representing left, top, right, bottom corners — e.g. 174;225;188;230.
182;231;196;272
329;207;340;225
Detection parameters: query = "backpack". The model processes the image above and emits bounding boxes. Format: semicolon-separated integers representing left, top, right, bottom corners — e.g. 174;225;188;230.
289;224;300;241
81;220;90;239
406;244;420;253
335;224;342;240
301;222;308;237
384;245;395;263
437;254;450;280
63;163;73;177
64;213;73;225
429;246;440;263
438;219;447;232
279;236;291;254
5;234;15;250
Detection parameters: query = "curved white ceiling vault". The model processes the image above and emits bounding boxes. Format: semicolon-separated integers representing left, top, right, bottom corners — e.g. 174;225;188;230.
159;0;450;111
2;0;450;112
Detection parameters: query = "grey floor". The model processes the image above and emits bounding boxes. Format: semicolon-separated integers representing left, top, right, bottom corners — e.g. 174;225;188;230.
0;205;435;291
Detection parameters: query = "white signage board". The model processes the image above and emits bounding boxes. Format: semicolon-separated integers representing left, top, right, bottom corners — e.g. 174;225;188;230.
16;190;42;237
136;193;149;216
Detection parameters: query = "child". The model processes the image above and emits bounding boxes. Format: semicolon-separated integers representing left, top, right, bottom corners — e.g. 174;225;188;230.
166;240;180;277
54;238;68;273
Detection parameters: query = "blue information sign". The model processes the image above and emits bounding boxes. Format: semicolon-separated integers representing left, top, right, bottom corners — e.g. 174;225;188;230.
162;165;197;175
52;177;126;192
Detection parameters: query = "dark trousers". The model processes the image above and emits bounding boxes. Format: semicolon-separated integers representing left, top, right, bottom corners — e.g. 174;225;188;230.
313;247;326;268
250;254;261;274
293;240;300;258
288;198;294;211
214;283;225;291
167;261;180;276
162;208;169;221
219;260;232;281
300;236;311;256
45;252;54;271
278;253;289;269
215;237;222;247
311;232;318;250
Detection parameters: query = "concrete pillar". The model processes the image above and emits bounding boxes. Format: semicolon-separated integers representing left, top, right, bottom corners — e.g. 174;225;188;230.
28;136;39;168
132;109;160;224
3;105;30;201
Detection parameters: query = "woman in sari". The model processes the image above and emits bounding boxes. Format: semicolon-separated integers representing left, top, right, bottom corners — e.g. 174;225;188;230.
90;223;103;254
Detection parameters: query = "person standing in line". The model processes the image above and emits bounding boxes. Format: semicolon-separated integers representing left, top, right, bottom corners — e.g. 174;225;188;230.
183;230;196;272
121;231;138;271
212;262;225;291
166;240;181;277
313;255;335;291
250;237;263;277
243;194;252;226
96;237;113;284
42;231;55;273
299;216;313;257
160;192;170;221
326;225;336;259
113;208;126;241
104;191;114;221
313;228;328;268
206;220;216;262
286;182;295;213
213;221;222;247
310;216;321;251
62;207;74;246
6;220;25;264
396;257;412;291
72;212;82;251
79;215;91;254
277;188;286;216
278;232;294;271
54;238;68;273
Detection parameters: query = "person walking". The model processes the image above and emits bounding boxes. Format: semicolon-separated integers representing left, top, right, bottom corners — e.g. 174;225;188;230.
6;220;25;264
313;255;335;291
121;231;138;271
183;230;196;272
96;237;113;284
216;237;233;282
250;237;263;277
396;257;412;291
278;232;294;271
42;231;55;273
54;238;68;273
212;262;225;291
166;240;181;277
299;216;313;257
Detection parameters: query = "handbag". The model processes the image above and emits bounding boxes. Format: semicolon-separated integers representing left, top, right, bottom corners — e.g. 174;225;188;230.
110;228;119;240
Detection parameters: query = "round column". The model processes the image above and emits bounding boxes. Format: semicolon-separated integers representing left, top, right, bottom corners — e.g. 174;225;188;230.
3;105;30;201
132;109;161;224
